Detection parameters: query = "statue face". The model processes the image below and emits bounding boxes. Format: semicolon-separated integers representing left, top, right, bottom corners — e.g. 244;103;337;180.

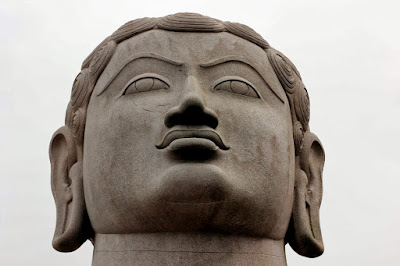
83;30;295;239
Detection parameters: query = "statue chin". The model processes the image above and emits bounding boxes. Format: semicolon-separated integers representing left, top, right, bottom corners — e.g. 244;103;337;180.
153;163;230;203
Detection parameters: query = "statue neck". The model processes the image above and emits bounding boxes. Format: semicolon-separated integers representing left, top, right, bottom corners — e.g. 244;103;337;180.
92;232;287;265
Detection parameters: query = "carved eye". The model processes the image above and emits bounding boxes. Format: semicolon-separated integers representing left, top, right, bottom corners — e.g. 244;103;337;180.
124;77;169;95
214;79;259;98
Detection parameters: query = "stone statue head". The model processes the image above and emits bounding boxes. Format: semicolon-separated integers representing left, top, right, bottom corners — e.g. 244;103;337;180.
50;13;325;263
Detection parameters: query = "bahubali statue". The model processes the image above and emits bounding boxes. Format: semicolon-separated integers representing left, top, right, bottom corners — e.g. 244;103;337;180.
49;12;325;265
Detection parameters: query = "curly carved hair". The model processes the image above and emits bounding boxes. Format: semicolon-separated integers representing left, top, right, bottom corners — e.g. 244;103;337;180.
65;12;310;155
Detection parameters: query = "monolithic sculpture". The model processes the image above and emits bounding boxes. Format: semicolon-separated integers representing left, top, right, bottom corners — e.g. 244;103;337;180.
50;13;325;265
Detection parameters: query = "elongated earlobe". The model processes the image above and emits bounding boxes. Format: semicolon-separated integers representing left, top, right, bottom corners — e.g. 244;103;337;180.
50;126;92;252
287;132;325;257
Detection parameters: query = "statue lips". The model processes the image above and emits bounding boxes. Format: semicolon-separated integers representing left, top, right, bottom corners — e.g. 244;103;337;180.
156;126;230;151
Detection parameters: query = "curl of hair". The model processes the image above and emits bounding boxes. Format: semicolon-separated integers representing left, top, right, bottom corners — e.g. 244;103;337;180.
267;49;299;94
65;102;73;128
71;108;86;142
111;18;158;43
157;13;225;32
224;22;270;49
294;86;310;131
293;121;304;155
89;40;117;83
70;69;90;112
81;37;111;70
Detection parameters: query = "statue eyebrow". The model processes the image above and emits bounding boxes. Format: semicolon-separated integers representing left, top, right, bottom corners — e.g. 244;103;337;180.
96;53;184;96
200;56;284;103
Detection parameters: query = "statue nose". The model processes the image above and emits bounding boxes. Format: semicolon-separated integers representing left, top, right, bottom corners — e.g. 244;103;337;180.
164;76;218;129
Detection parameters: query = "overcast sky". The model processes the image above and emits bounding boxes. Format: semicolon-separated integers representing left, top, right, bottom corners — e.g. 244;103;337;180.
1;0;400;265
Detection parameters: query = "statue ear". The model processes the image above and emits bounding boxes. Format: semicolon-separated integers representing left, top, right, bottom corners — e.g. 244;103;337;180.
287;132;325;257
49;126;92;252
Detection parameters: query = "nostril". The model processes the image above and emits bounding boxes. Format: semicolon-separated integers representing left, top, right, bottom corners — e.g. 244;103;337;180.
164;105;219;129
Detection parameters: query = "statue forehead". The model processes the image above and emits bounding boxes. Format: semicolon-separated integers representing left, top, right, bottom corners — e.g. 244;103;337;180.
95;30;285;101
116;30;266;62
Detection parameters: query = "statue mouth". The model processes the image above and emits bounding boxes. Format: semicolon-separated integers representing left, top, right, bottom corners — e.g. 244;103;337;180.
156;126;230;151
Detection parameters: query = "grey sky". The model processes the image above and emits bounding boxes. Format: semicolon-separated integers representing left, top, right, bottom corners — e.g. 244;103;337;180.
1;0;399;265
